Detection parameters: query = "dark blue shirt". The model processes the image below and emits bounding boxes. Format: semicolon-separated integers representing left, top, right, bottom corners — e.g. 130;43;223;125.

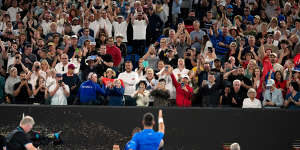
131;129;164;150
209;30;234;54
285;92;300;109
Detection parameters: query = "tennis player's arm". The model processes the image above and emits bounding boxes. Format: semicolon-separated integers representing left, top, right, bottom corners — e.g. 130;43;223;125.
158;109;165;134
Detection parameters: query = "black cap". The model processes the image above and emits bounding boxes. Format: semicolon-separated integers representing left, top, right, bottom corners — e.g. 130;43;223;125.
214;58;221;62
295;19;300;23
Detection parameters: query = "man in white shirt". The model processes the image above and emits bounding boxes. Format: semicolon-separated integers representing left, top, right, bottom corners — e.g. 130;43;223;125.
89;14;100;39
40;12;52;35
7;1;22;22
55;54;77;74
113;15;130;43
118;61;139;106
49;73;70;105
98;10;113;37
131;12;148;56
172;58;189;80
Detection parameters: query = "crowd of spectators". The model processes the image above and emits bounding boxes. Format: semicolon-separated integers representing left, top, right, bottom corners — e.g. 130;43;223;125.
0;0;300;109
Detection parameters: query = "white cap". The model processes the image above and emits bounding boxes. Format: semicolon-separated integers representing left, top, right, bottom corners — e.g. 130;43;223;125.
71;35;78;39
182;74;190;80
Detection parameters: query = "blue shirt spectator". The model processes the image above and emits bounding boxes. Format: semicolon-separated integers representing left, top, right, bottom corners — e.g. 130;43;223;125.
78;73;106;104
78;28;95;47
284;82;300;109
106;80;125;106
209;27;234;55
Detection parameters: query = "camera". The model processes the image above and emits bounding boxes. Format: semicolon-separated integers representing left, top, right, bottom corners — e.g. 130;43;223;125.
15;56;19;60
36;65;40;70
186;52;191;56
165;66;169;70
58;80;63;85
30;131;63;147
22;78;26;81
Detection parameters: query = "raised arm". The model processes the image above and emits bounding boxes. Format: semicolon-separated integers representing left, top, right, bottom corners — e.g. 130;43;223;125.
158;109;165;134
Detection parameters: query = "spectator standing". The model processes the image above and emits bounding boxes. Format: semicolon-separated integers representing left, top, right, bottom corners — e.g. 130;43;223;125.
106;37;122;67
173;58;189;80
169;67;193;107
55;54;74;74
113;15;129;43
171;0;182;25
231;80;247;107
118;61;139;106
150;78;170;107
49;73;70;105
131;12;148;57
13;71;33;104
132;80;150;106
5;67;20;103
190;21;206;52
78;28;95;47
106;79;125;106
21;44;37;70
33;77;48;104
78;73;106;105
146;6;163;46
200;73;222;107
62;64;80;105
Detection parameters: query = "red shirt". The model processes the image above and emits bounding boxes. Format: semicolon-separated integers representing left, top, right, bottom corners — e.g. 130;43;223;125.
171;73;193;107
106;45;122;67
275;80;287;97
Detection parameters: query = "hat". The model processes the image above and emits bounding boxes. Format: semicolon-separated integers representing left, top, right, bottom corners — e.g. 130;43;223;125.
116;34;124;38
227;5;233;9
71;35;78;39
254;15;260;19
270;53;277;57
72;17;79;21
182;74;190;80
117;15;124;19
56;73;63;77
137;12;143;15
85;55;96;64
68;64;75;70
275;6;281;10
292;67;300;72
295;19;300;23
266;79;275;87
48;42;55;46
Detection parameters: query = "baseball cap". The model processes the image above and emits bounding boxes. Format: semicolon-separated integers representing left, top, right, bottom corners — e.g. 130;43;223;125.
182;74;190;80
71;35;78;39
56;73;63;77
270;53;277;57
227;5;233;9
266;79;275;87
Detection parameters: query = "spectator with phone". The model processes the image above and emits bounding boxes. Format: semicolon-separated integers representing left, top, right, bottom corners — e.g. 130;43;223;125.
132;80;150;106
142;45;159;71
21;44;37;70
283;82;300;109
263;79;284;108
48;73;70;105
33;77;49;104
5;67;20;103
200;72;222;107
13;71;33;104
168;66;193;107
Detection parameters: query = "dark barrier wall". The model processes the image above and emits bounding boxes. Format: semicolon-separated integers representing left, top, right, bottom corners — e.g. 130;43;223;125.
0;105;299;150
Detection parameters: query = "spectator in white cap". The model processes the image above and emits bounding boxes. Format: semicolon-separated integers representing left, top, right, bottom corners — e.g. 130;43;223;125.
113;15;130;43
263;79;284;108
269;52;283;72
167;66;193;107
242;88;262;108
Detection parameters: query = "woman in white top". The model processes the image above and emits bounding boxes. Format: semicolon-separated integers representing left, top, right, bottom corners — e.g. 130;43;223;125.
5;67;20;102
242;88;262;108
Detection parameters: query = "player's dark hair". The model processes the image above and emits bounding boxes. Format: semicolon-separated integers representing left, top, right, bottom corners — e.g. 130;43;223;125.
143;112;154;127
